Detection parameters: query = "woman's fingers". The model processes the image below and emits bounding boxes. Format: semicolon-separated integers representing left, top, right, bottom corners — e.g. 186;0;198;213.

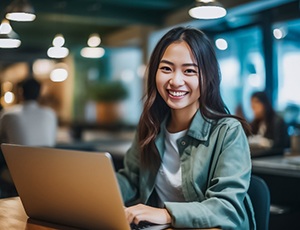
124;204;171;225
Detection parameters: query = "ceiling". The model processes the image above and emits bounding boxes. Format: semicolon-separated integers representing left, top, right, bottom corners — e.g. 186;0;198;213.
0;0;299;62
0;0;193;49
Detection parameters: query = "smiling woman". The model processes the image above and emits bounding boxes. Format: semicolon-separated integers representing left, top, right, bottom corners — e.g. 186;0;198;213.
116;26;256;230
156;41;200;126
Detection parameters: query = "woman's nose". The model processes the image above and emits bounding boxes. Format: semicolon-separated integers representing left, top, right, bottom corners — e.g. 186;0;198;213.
169;71;184;86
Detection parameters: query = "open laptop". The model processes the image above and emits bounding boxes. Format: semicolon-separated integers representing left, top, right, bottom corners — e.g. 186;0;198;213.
1;143;170;230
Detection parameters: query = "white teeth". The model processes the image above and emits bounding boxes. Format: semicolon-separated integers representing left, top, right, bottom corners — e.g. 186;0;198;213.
169;91;186;97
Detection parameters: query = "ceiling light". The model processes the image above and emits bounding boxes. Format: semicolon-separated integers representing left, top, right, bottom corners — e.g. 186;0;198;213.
81;47;105;58
273;28;287;40
5;0;36;22
189;0;227;20
4;91;15;104
47;34;69;59
87;33;101;47
81;34;105;58
215;38;228;50
47;47;69;59
50;68;68;82
50;62;69;82
53;34;65;47
0;19;21;48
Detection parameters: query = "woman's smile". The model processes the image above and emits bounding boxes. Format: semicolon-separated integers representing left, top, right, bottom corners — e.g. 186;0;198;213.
168;90;189;99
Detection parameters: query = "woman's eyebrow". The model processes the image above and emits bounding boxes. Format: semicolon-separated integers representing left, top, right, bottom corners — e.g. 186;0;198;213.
182;63;198;67
160;60;174;65
160;59;198;67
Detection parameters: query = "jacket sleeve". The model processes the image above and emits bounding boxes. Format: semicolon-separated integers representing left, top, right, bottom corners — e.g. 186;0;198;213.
116;133;141;205
164;122;254;230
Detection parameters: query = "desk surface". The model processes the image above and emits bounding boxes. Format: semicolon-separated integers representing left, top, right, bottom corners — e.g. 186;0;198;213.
252;155;300;178
0;197;219;230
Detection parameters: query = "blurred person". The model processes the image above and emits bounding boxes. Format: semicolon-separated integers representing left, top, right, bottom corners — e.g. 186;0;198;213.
117;27;255;229
0;77;57;146
0;77;57;196
249;91;289;157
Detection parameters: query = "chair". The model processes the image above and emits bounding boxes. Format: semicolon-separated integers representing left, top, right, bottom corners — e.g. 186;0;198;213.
248;175;270;230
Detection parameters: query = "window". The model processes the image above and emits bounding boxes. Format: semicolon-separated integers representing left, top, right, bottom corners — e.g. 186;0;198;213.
214;27;265;120
273;19;300;130
274;19;300;108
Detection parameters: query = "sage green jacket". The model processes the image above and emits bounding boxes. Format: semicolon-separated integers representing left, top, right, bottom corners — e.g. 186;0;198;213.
117;110;256;229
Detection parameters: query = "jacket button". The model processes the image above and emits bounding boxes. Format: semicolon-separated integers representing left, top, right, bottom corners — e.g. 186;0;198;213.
181;140;186;146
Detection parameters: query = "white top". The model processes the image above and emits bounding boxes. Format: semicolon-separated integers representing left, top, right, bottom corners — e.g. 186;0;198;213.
0;101;57;147
258;122;267;136
155;127;187;207
248;121;273;148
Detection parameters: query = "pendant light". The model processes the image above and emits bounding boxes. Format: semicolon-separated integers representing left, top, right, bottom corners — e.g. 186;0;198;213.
47;34;69;59
189;0;226;20
80;33;105;58
50;63;69;82
5;0;36;22
0;19;21;48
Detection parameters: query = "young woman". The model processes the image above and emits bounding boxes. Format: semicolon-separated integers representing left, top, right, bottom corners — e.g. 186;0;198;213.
249;91;289;157
117;27;256;229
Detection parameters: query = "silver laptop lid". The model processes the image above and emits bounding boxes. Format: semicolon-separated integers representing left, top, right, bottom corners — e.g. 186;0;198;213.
1;143;130;230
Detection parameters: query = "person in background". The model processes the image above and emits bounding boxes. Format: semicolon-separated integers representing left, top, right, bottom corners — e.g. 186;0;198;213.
117;27;256;229
0;77;57;197
0;77;57;146
249;91;289;157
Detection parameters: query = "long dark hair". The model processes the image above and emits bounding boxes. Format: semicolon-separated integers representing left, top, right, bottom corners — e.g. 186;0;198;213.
250;91;275;135
138;27;250;169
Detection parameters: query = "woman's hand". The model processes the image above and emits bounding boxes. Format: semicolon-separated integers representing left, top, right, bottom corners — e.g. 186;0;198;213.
124;204;171;225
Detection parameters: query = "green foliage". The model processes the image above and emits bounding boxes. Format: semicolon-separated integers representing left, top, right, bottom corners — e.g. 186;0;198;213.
89;81;128;102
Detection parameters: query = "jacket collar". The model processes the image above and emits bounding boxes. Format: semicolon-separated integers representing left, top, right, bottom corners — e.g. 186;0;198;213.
187;110;212;141
157;109;212;143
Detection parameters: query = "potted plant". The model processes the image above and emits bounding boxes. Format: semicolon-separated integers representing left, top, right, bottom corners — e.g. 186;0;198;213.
89;81;128;124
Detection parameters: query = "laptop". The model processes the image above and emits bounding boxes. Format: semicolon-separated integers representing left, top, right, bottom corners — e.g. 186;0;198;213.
1;143;170;230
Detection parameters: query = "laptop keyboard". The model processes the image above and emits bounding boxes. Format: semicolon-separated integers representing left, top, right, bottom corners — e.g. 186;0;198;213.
130;221;169;230
131;221;152;229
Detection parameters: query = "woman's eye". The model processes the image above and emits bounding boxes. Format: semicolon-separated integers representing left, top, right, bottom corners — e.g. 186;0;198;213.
185;69;197;75
160;66;172;72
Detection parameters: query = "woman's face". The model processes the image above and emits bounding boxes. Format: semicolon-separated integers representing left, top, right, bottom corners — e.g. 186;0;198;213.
251;97;265;119
156;41;200;114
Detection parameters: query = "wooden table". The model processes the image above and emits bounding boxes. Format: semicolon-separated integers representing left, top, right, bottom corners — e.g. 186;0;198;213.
0;197;220;230
0;197;78;229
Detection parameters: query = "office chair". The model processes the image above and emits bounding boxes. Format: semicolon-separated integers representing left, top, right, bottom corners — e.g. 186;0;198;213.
248;175;270;230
